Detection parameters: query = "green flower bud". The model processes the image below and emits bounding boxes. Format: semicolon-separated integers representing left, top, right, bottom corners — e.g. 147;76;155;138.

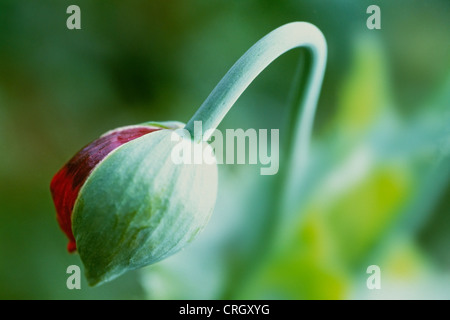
51;121;218;286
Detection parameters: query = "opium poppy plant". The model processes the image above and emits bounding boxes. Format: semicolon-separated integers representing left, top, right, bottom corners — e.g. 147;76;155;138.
50;22;327;286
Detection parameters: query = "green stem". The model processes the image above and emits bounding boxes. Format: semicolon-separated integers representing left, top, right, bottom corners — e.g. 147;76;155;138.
186;21;327;219
186;22;327;297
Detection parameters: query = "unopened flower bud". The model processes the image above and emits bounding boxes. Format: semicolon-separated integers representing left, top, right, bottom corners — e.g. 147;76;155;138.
51;121;218;286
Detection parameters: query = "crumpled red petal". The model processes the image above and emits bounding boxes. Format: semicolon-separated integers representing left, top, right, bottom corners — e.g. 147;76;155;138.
50;126;161;252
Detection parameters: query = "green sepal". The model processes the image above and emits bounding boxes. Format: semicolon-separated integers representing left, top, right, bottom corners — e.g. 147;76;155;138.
72;129;218;286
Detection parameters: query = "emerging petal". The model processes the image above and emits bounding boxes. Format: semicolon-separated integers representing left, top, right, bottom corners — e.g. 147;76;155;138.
50;125;161;252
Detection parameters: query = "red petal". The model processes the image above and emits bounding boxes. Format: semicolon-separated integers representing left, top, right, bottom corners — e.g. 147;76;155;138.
50;126;161;252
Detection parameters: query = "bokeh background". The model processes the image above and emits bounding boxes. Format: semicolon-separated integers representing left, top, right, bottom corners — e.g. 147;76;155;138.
0;0;449;299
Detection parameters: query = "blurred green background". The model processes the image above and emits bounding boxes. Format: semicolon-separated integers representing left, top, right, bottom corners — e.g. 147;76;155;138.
0;0;449;299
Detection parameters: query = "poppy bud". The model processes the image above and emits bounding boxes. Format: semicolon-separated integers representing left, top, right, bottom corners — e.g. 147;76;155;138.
50;121;218;286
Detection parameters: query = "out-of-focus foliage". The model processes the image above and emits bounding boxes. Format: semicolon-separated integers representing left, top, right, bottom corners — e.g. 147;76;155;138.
0;0;448;299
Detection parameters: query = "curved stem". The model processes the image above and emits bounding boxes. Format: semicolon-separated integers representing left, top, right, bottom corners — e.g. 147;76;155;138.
186;22;327;297
186;21;327;212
